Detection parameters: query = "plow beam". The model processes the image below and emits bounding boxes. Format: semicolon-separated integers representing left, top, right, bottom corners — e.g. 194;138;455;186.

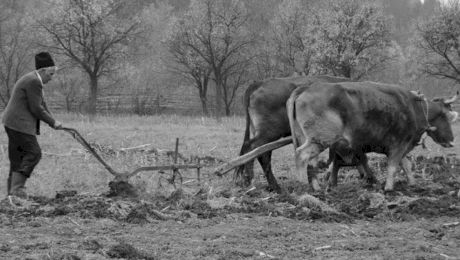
214;137;292;176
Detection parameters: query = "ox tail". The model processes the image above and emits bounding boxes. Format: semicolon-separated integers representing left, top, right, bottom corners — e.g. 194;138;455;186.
239;80;263;156
287;87;305;150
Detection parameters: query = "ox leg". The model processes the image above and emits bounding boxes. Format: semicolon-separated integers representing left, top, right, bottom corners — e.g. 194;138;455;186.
323;163;331;185
384;164;398;191
357;165;365;179
237;138;251;157
257;151;281;192
242;159;255;187
234;160;255;187
357;165;366;180
234;138;257;187
357;155;377;185
329;162;340;187
326;162;340;191
236;136;279;189
400;156;415;186
384;154;404;191
295;142;323;191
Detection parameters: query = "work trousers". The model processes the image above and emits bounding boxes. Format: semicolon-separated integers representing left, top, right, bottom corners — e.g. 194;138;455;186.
5;127;41;184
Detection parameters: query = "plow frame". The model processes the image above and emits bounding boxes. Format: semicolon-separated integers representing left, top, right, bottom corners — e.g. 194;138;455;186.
60;127;292;184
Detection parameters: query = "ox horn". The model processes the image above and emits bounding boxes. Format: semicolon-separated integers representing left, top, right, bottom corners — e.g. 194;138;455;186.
444;91;459;104
410;90;424;100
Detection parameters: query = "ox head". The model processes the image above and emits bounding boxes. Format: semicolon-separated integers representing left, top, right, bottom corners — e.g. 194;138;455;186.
426;91;459;148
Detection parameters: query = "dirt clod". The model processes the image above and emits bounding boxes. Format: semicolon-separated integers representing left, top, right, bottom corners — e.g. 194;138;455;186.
48;252;81;260
55;190;78;199
394;196;460;219
79;238;103;252
0;244;11;252
106;242;155;260
107;181;138;198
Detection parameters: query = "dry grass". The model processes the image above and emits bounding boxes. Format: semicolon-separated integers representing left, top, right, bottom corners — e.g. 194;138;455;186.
0;113;459;198
0;113;255;197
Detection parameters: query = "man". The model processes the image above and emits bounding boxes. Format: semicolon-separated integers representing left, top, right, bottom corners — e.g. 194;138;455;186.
2;52;63;201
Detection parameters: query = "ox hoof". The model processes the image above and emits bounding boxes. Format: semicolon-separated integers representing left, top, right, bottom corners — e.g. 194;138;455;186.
325;185;335;193
311;179;321;192
363;177;377;188
384;182;394;192
267;184;282;194
366;176;378;184
327;178;338;187
407;178;416;187
326;180;337;192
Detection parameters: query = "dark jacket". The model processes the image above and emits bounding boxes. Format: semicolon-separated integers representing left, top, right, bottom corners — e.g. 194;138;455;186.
2;71;56;135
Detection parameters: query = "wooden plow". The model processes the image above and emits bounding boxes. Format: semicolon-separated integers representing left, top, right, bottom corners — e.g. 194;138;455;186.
60;127;292;186
60;127;203;186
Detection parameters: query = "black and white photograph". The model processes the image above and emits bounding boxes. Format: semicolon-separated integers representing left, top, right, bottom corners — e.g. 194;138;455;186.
0;0;459;259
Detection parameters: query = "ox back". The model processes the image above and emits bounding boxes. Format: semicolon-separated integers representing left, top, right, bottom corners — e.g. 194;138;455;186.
235;75;350;192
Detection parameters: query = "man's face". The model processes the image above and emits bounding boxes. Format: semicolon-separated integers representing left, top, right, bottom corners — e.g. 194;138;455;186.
41;66;57;84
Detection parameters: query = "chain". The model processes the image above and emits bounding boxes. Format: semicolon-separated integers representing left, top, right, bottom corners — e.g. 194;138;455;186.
418;98;430;149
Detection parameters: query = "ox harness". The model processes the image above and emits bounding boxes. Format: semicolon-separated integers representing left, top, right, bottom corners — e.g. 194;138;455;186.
418;98;431;149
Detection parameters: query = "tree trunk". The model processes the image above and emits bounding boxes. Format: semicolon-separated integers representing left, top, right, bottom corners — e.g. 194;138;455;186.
342;66;351;79
198;85;209;116
155;92;161;114
225;103;231;116
6;80;11;100
88;74;98;115
65;95;71;112
214;78;223;117
200;96;209;116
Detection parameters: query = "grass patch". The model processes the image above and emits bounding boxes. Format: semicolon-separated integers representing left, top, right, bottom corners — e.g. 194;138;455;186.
0;112;459;198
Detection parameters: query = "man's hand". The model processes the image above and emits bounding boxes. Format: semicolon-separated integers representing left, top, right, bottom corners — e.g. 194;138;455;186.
53;121;62;129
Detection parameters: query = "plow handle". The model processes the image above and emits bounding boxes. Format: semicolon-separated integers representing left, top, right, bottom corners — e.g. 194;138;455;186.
59;127;121;177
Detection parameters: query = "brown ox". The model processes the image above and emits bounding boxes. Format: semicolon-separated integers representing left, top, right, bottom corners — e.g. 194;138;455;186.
287;81;458;191
236;75;351;192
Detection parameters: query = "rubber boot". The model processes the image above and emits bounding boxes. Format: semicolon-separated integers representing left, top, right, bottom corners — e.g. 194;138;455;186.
9;171;27;198
7;171;12;195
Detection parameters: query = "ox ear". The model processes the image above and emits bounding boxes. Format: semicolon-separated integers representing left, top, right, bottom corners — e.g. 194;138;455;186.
427;126;437;132
444;91;459;105
447;111;459;122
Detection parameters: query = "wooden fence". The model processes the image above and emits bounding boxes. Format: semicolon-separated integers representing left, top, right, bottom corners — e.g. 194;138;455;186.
42;91;243;115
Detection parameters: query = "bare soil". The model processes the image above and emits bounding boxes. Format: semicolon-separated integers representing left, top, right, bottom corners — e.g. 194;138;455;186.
1;155;460;260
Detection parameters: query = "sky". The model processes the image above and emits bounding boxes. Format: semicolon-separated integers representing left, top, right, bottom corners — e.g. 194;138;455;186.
420;0;449;4
426;0;451;5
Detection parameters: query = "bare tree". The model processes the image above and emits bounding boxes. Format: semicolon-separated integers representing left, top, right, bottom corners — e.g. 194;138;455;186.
415;0;460;83
0;5;33;106
128;2;176;115
269;0;311;76
55;70;84;112
36;0;139;115
220;51;252;115
166;21;213;116
307;0;394;79
169;0;255;116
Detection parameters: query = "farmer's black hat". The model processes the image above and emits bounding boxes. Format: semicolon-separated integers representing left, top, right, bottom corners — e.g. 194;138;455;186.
35;52;55;70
